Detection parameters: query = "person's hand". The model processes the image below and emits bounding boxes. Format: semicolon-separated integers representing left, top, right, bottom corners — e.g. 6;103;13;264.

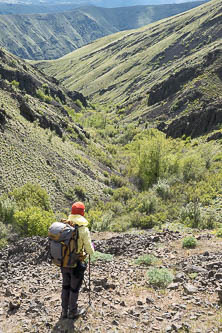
79;253;87;261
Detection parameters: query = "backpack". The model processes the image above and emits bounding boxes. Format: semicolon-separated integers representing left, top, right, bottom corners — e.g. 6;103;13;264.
48;221;80;267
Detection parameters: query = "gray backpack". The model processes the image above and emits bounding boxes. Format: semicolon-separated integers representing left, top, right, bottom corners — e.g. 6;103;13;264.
48;221;80;267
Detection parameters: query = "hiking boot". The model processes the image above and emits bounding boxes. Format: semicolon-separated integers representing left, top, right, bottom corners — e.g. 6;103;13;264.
68;307;85;319
61;308;68;319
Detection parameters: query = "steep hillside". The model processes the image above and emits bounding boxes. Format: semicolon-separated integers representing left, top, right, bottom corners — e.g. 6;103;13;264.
0;2;205;60
0;47;116;211
36;0;222;138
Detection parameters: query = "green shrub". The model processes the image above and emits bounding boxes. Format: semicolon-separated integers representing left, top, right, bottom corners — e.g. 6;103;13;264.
0;195;16;224
74;185;86;201
14;206;55;237
0;221;10;248
131;211;164;229
107;201;124;215
36;88;52;103
181;154;204;182
11;80;20;89
215;229;222;238
64;188;77;201
135;254;157;266
89;211;113;232
110;175;126;188
89;251;113;264
153;179;171;200
138;193;158;215
108;214;132;232
180;202;201;228
147;268;174;288
127;130;181;190
75;99;84;110
113;186;133;203
137;139;164;188
135;214;156;229
0;238;8;249
10;183;51;211
182;236;197;249
85;209;103;230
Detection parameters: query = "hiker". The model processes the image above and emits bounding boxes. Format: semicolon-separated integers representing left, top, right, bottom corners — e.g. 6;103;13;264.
60;201;94;319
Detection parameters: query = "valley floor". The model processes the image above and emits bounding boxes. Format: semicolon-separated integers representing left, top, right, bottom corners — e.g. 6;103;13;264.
0;230;222;333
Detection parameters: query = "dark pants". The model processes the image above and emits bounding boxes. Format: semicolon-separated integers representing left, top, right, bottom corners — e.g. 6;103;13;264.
61;263;85;312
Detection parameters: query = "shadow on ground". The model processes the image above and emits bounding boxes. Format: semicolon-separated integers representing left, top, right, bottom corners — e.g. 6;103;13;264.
51;318;81;333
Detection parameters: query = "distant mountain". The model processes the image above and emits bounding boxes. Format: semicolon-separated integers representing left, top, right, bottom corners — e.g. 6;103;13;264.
0;3;81;15
0;2;206;59
0;0;210;9
89;0;210;7
36;0;222;139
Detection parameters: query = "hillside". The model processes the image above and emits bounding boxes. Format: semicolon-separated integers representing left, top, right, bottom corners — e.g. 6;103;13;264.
0;47;117;211
36;0;222;139
0;2;206;60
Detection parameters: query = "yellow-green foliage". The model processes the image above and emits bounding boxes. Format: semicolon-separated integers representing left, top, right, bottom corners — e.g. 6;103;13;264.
90;251;113;264
36;88;52;103
147;268;174;288
215;228;222;238
0;183;55;239
134;254;158;266
126;129;182;189
75;99;84;110
88;129;222;233
9;183;51;211
85;209;103;230
11;80;19;89
182;236;197;248
113;186;134;203
0;195;16;225
14;206;55;237
0;221;9;248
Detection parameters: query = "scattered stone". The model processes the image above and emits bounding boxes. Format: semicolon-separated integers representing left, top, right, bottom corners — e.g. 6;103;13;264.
174;272;186;283
112;320;119;326
168;283;179;290
172;323;183;330
216;288;222;303
146;297;154;304
215;273;222;280
183;283;198;294
1;231;222;332
185;265;207;274
9;300;20;311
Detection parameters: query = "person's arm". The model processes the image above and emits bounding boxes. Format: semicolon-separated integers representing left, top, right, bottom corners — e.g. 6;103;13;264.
82;227;94;255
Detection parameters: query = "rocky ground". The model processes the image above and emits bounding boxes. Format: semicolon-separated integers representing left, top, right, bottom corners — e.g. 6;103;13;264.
1;229;222;333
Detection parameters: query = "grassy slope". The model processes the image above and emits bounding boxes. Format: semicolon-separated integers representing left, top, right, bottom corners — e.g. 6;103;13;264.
35;0;222;135
0;48;116;211
0;2;205;60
